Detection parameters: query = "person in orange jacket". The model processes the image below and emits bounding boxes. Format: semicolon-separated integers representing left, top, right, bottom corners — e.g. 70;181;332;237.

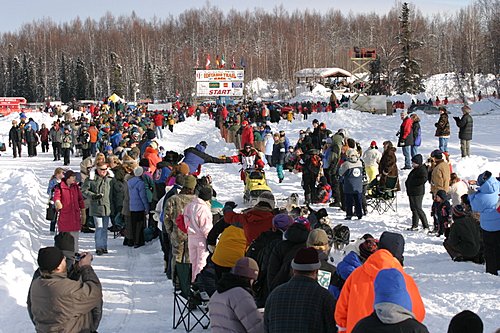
334;231;425;333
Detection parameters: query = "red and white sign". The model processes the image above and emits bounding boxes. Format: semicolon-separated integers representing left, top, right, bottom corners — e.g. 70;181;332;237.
195;70;244;82
196;82;244;97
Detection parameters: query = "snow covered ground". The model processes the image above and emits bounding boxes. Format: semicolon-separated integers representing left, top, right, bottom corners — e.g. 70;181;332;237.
0;99;499;332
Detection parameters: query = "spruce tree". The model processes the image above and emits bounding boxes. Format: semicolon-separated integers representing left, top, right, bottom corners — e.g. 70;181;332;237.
110;52;124;96
393;2;424;94
75;57;89;100
36;56;46;101
59;53;71;103
21;51;36;102
142;61;155;100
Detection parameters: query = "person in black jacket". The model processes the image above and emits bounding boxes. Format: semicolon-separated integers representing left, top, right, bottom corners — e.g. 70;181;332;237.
453;105;473;157
271;133;286;183
405;154;429;231
443;205;484;263
8;120;23;158
352;268;429;333
267;222;310;292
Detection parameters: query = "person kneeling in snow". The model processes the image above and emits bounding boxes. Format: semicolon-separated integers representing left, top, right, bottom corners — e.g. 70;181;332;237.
314;176;332;204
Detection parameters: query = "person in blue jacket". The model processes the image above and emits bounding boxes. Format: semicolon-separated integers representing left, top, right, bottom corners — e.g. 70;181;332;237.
182;141;231;175
469;171;500;275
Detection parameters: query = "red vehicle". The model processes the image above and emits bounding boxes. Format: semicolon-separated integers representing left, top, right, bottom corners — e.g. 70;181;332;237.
0;97;27;116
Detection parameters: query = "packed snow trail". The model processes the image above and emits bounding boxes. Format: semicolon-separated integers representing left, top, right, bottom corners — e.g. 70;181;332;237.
0;108;500;332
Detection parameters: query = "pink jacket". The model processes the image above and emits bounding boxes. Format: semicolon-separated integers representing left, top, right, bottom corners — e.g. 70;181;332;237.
184;198;213;240
53;181;85;232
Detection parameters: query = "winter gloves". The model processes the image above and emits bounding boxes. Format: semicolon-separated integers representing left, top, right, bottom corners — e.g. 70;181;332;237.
223;201;237;213
92;193;103;200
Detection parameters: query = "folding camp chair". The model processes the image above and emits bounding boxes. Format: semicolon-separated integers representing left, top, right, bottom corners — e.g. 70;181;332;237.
366;176;398;214
173;262;210;332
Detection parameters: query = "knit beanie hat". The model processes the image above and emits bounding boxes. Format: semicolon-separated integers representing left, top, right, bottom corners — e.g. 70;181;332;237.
436;189;448;201
37;247;65;272
257;191;275;210
306;229;329;247
146;130;156;139
319;176;328;185
291;247;321;271
452;205;466;219
431;149;443;160
374;268;412;312
411;154;423;166
272;213;294;231
359;238;378;261
294;216;311;231
175;174;186;186
379;231;405;265
183;175;197;190
447;310;483;333
54;232;75;258
315;208;328;220
134;167;144;177
198;187;212;202
178;162;190;175
370;140;377;148
231;257;259;280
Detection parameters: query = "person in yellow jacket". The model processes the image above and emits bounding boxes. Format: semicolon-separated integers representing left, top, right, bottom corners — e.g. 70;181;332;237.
286;110;294;123
167;114;175;132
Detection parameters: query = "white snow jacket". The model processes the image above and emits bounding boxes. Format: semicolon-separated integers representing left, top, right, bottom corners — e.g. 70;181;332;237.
362;147;382;167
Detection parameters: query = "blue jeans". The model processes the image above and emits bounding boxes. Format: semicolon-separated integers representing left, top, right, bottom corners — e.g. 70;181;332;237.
438;138;448;152
94;216;110;250
155;126;163;139
402;146;411;168
411;145;418;158
90;142;97;157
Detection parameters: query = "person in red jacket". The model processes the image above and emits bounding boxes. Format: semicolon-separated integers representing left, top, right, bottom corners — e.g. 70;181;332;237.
53;170;86;253
38;123;50;153
229;143;265;182
335;231;425;333
398;111;414;170
240;121;255;148
152;111;165;139
223;192;275;245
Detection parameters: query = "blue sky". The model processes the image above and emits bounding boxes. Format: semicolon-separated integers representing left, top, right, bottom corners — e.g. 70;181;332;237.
0;0;471;34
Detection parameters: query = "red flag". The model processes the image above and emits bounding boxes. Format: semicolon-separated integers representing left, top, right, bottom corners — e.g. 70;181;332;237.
205;54;211;69
231;56;236;69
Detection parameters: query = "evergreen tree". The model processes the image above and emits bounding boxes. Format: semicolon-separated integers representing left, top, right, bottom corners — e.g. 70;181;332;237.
393;2;424;94
367;55;386;95
75;57;89;100
36;56;46;101
142;61;155;100
110;52;124;96
10;56;22;97
59;53;71;103
0;57;6;96
21;51;36;102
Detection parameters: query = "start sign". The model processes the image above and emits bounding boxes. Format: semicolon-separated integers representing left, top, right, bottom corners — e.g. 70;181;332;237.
196;81;244;97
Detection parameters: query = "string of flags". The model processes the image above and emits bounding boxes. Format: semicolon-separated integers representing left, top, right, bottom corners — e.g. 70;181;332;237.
196;53;246;69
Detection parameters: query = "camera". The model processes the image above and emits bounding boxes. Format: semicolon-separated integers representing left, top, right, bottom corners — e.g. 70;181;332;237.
75;253;92;262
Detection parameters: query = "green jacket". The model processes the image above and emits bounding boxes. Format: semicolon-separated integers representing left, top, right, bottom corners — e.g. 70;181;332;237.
82;172;113;217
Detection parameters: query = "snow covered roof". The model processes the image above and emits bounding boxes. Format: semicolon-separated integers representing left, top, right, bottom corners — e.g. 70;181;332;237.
295;67;352;78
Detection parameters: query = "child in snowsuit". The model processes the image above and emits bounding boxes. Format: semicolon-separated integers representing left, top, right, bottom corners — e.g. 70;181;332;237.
314;176;332;204
431;189;452;237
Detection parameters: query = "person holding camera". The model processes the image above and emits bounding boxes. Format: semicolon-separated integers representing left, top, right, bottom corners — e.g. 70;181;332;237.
82;162;113;255
28;245;102;333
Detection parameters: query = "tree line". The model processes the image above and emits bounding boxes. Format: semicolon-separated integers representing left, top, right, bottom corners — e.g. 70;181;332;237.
0;0;498;102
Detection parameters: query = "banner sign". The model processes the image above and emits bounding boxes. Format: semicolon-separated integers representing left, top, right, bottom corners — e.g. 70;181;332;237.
195;70;244;82
147;103;172;111
196;81;244;96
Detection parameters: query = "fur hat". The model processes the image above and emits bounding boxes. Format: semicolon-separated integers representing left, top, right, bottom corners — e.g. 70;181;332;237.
183;175;197;190
37;247;64;272
272;213;294;231
231;257;259;280
291;247;321;271
257;191;275;209
134;167;144;177
198;187;212;201
447;310;483;333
